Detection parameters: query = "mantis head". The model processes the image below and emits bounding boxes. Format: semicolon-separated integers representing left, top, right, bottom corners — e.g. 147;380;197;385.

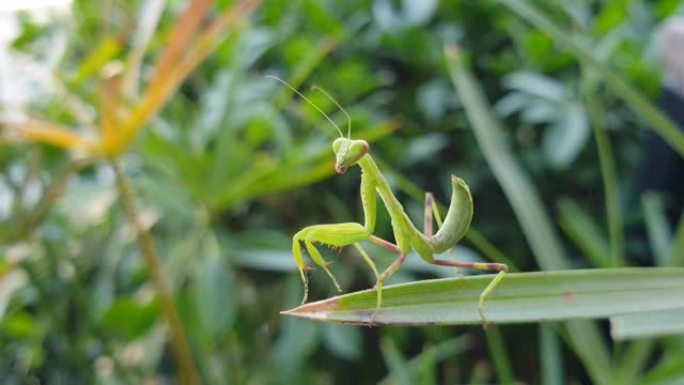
266;76;365;174
332;138;368;174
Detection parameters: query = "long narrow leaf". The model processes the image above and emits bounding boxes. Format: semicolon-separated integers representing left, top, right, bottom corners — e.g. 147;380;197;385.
564;319;613;385
486;326;516;383
581;61;624;267
378;337;473;385
283;268;684;326
642;192;672;265
380;338;413;385
610;308;684;340
558;198;611;268
540;324;564;385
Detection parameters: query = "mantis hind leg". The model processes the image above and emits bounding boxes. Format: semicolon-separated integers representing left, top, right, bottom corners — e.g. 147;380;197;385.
364;220;409;322
431;259;508;324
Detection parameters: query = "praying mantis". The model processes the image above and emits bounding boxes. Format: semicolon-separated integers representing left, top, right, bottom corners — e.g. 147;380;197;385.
269;76;508;323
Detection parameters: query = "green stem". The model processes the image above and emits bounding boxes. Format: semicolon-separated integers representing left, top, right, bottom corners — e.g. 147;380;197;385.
380;338;413;385
563;320;613;385
615;340;654;385
111;159;199;385
667;212;684;266
485;326;516;384
377;336;473;385
540;324;564;385
581;67;625;267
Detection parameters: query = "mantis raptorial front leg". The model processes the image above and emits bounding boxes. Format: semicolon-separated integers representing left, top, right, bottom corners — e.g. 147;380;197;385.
292;222;371;304
291;166;377;304
271;75;508;325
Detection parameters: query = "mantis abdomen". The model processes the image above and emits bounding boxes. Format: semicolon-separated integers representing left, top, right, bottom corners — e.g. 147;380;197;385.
429;175;473;253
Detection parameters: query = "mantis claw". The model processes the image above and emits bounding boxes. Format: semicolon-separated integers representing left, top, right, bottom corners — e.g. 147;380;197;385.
320;263;342;292
370;310;379;326
300;278;309;305
329;275;343;292
370;279;383;325
478;304;490;329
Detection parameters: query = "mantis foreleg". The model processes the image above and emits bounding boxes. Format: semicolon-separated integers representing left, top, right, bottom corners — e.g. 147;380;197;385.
291;171;378;304
293;223;369;303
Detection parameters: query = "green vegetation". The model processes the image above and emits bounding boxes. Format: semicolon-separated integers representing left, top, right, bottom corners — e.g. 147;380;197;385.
1;0;683;384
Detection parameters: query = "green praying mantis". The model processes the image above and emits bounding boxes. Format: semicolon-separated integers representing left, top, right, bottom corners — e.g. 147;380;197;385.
269;76;508;323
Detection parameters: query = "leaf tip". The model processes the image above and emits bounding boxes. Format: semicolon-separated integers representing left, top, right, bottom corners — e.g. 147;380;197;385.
280;297;340;321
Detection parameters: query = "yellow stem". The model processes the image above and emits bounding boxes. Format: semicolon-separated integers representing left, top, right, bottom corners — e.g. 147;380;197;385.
111;159;199;385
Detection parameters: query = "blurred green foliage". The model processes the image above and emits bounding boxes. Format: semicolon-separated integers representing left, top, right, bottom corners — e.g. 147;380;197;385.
1;0;683;384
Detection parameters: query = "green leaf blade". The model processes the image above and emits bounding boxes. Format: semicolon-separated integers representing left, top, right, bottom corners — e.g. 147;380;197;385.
283;268;684;326
611;308;684;340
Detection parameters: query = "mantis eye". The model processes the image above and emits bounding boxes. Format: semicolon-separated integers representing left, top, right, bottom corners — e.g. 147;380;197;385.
347;140;369;161
332;138;345;153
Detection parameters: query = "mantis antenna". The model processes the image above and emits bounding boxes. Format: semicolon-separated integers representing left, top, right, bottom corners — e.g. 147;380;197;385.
311;85;352;139
266;75;344;138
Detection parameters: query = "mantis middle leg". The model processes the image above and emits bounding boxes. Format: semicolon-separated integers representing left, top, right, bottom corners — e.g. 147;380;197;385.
357;229;407;323
370;218;410;311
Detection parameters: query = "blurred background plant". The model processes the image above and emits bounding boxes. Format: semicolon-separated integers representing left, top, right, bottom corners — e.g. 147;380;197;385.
0;0;683;384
